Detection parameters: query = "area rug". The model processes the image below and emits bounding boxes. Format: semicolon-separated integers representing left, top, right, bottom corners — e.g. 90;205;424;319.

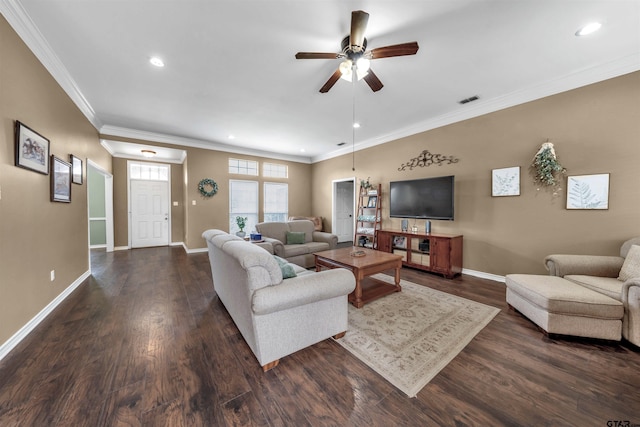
335;274;500;398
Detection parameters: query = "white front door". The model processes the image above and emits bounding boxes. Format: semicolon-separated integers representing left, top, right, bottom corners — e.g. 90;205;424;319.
131;179;169;248
333;179;355;243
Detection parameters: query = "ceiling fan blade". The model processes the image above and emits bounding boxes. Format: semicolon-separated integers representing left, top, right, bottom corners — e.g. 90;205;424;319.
319;68;342;93
363;68;383;92
350;10;369;52
295;52;341;60
369;42;419;59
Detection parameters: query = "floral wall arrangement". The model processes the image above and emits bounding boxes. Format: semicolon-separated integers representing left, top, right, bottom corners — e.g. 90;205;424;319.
530;141;566;197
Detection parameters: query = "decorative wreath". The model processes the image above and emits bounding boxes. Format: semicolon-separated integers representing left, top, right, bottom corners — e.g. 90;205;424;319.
198;178;219;197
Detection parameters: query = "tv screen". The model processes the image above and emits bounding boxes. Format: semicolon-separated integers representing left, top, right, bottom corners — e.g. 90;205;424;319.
389;175;454;220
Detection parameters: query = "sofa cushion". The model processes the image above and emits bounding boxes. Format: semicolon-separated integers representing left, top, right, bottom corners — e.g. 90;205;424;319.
211;238;283;289
287;220;315;243
256;222;289;244
305;241;331;253
273;255;297;279
286;231;306;245
505;274;623;319
564;275;624;301
619;244;640;281
281;244;310;258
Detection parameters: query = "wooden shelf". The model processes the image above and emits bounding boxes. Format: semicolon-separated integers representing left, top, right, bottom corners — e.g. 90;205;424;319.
354;184;382;249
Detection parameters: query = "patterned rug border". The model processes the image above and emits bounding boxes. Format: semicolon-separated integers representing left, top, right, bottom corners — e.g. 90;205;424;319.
335;274;500;398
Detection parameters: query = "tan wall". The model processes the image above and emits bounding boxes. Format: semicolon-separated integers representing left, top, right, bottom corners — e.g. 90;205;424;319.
312;72;640;276
180;147;312;248
104;138;312;249
0;16;110;344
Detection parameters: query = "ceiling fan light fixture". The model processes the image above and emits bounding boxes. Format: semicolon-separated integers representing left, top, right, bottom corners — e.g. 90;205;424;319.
356;57;370;73
141;149;156;158
339;60;353;81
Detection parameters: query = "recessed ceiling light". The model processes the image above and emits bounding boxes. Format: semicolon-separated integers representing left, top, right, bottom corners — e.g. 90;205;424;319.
575;22;602;36
228;134;235;140
300;148;306;153
149;57;165;67
353;123;361;129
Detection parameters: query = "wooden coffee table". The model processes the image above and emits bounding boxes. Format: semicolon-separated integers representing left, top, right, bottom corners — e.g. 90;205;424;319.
315;247;402;308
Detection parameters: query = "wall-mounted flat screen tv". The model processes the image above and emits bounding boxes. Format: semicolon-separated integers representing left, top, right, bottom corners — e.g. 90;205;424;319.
389;175;454;220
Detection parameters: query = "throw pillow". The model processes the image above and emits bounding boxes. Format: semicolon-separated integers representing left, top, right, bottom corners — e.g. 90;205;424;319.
286;231;305;245
273;255;297;279
619;244;640;281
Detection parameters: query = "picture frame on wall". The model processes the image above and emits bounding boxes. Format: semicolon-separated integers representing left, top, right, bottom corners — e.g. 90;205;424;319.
491;166;520;197
70;154;83;184
566;173;610;210
51;155;72;203
14;121;50;175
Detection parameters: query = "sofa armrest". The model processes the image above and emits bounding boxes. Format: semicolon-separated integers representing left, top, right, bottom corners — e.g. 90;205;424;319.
621;278;640;346
252;269;355;315
544;254;624;277
312;231;338;248
262;237;284;257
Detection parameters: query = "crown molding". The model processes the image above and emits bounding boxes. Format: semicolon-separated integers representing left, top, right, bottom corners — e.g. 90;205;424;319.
1;1;102;130
99;125;312;164
311;53;640;163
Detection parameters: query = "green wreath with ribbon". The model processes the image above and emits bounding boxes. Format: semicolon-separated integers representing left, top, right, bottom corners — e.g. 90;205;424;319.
198;178;219;197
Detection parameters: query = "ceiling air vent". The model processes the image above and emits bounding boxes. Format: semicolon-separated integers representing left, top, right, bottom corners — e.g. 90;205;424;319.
458;95;479;105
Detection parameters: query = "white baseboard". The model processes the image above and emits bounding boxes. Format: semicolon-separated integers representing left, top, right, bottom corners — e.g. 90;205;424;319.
462;268;505;283
90;244;107;249
184;244;207;254
0;270;91;362
114;246;129;251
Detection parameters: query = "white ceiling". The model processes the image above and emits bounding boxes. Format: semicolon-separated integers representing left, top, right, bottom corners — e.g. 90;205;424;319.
3;1;639;164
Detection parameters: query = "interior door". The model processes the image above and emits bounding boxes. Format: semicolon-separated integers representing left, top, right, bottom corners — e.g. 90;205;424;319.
334;180;355;243
130;179;169;248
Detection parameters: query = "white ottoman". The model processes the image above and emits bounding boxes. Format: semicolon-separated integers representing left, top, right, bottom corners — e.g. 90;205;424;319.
505;274;623;341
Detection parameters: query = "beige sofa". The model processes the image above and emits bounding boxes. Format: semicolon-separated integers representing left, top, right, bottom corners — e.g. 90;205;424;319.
202;229;355;371
255;220;338;268
543;237;640;347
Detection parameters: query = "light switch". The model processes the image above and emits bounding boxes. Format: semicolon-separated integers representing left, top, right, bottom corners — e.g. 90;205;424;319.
192;200;196;205
173;201;179;206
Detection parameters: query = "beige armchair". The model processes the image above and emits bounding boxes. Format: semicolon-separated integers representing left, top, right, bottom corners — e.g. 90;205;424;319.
545;237;640;347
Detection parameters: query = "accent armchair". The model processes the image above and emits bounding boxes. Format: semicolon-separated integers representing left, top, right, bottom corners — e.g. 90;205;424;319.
545;237;640;347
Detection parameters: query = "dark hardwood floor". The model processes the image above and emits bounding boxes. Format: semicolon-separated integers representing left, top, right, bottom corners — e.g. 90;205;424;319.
1;246;639;426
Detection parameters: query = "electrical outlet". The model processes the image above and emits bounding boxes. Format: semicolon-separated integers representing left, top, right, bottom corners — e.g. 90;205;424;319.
50;270;55;281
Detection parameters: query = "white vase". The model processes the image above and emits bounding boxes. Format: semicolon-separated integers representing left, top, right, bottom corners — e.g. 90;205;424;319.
236;231;246;238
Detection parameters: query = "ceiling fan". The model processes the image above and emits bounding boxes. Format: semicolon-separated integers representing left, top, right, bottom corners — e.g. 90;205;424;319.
295;10;419;93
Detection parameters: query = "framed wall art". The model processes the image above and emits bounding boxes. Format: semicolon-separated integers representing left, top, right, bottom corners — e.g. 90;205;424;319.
51;156;72;203
566;173;609;210
492;166;520;197
14;121;50;175
70;154;83;184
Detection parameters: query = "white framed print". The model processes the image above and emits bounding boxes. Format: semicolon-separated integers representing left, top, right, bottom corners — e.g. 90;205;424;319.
492;166;520;197
566;173;609;210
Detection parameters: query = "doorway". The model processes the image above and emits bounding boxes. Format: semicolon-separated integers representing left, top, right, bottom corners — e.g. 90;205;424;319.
332;178;356;243
87;160;114;253
128;161;171;248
